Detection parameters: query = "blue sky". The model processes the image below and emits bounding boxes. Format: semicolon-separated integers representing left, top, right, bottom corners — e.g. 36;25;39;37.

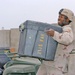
0;0;75;29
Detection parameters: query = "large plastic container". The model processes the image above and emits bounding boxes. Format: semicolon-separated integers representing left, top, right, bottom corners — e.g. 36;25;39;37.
18;20;62;61
3;57;41;75
0;54;11;68
3;65;36;75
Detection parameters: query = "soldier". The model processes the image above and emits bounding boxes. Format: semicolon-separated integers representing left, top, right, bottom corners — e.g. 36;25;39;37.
36;8;74;75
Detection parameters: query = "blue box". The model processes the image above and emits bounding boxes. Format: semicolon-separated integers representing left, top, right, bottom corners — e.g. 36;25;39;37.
18;20;62;60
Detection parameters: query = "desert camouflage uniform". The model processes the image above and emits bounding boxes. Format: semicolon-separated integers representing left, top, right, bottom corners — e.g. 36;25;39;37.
36;25;74;75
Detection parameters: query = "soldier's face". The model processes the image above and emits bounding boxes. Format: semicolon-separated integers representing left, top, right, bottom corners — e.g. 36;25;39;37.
58;14;69;26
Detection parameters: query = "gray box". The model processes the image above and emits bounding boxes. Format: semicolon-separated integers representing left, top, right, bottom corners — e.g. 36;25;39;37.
18;20;62;60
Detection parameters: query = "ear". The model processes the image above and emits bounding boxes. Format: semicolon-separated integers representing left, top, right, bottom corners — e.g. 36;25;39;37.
66;18;70;22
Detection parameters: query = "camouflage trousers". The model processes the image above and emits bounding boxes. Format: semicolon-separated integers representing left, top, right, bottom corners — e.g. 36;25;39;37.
36;57;67;75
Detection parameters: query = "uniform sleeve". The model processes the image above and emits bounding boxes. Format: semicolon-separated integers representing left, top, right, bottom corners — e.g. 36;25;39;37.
52;26;73;45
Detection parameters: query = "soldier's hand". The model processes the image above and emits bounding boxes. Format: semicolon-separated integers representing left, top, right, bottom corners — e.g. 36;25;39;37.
46;29;55;37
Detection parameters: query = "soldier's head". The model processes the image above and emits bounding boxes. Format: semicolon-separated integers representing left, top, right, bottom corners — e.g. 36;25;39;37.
58;8;74;26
